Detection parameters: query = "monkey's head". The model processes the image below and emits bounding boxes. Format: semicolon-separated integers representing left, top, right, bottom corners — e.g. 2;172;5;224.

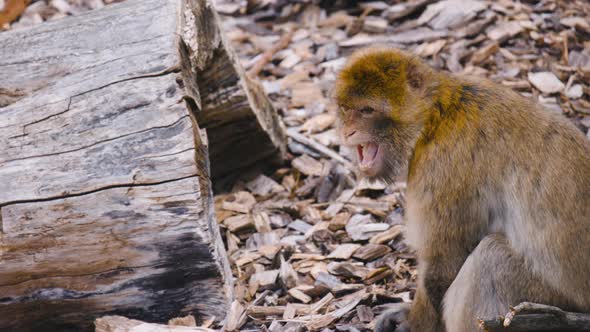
335;47;434;182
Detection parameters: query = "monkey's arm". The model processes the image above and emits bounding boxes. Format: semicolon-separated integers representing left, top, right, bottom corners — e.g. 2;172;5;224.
375;256;462;332
406;259;456;332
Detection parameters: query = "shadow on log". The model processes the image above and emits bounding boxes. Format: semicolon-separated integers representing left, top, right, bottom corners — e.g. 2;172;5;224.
0;0;285;331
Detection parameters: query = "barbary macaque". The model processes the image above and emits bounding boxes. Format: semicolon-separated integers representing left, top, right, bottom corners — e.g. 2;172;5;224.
334;47;590;332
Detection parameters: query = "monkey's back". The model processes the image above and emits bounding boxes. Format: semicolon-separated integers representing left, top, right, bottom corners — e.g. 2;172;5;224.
410;76;590;310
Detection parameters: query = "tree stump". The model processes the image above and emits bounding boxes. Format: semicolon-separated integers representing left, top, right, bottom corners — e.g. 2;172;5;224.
0;0;285;331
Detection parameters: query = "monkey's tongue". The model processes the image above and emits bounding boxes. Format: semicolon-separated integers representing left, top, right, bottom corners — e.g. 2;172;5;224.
357;142;379;167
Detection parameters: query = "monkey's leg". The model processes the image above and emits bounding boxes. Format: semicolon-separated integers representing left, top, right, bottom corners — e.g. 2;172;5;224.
442;234;571;332
375;261;449;332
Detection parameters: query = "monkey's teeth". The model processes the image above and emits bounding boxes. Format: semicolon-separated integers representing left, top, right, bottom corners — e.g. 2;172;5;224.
357;143;379;169
364;143;378;162
357;144;364;162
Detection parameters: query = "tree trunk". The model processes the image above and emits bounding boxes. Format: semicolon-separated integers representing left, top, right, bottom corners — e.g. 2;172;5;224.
0;0;284;330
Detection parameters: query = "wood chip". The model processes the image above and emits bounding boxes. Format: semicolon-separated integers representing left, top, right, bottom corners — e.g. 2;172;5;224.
470;41;499;64
283;303;297;320
327;262;370;279
369;224;404;244
363;267;393;284
250;269;280;291
292;154;327;176
352;244;392;261
288;288;312;303
327;243;361;260
301;113;336;133
291;82;324;108
248;305;310;318
168;315;197;327
565;84;583;99
306;293;364;330
383;0;431;22
225;214;255;233
246;175;285;196
346;214;390;241
418;0;486;30
226;301;247;331
280;255;298;289
487;21;523;42
356;305;374;323
528;72;565;94
222;191;257;213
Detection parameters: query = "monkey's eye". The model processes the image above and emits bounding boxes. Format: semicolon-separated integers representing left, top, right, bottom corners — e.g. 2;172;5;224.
359;107;375;115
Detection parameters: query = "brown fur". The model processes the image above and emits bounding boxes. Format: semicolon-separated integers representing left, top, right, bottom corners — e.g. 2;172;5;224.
335;47;590;332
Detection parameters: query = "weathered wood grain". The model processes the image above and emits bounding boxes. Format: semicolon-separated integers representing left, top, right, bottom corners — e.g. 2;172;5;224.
0;178;225;331
0;0;271;330
95;315;216;332
180;0;286;182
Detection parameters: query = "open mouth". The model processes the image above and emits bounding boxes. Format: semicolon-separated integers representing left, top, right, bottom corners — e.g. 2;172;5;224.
356;142;381;174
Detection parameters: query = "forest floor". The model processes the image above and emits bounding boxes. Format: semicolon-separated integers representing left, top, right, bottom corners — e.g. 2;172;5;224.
215;1;589;331
3;0;590;331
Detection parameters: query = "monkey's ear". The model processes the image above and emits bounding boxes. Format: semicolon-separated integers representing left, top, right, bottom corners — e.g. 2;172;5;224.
406;62;424;90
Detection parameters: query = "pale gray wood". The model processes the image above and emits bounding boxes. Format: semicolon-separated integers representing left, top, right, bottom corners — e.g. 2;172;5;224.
0;0;281;330
95;315;216;332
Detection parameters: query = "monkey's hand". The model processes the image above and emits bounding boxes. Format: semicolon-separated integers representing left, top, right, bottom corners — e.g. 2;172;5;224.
375;303;410;332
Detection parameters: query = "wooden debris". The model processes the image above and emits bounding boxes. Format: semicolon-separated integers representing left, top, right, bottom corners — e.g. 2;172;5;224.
292;154;328;176
247;175;285;196
247;305;310;318
352;244;392;261
306;292;365;330
280;256;299;289
487;21;523;42
168;315;197;327
249;28;295;77
288;288;312;304
417;0;486;30
225;214;255;233
225;301;247;331
357;305;374;323
346;214;390;241
528;72;565;94
250;270;280;291
328;244;362;260
471;41;499;64
222;191;257;213
370;225;404;244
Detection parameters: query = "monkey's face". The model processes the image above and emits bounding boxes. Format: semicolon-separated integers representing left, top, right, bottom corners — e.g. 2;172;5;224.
338;102;418;183
339;105;388;178
335;47;429;182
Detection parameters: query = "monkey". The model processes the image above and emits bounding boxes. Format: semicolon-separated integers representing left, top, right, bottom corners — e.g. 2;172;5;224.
334;47;590;332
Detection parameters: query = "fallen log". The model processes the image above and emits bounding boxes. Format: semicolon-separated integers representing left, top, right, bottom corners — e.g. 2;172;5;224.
0;0;284;330
95;315;215;332
479;302;590;332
